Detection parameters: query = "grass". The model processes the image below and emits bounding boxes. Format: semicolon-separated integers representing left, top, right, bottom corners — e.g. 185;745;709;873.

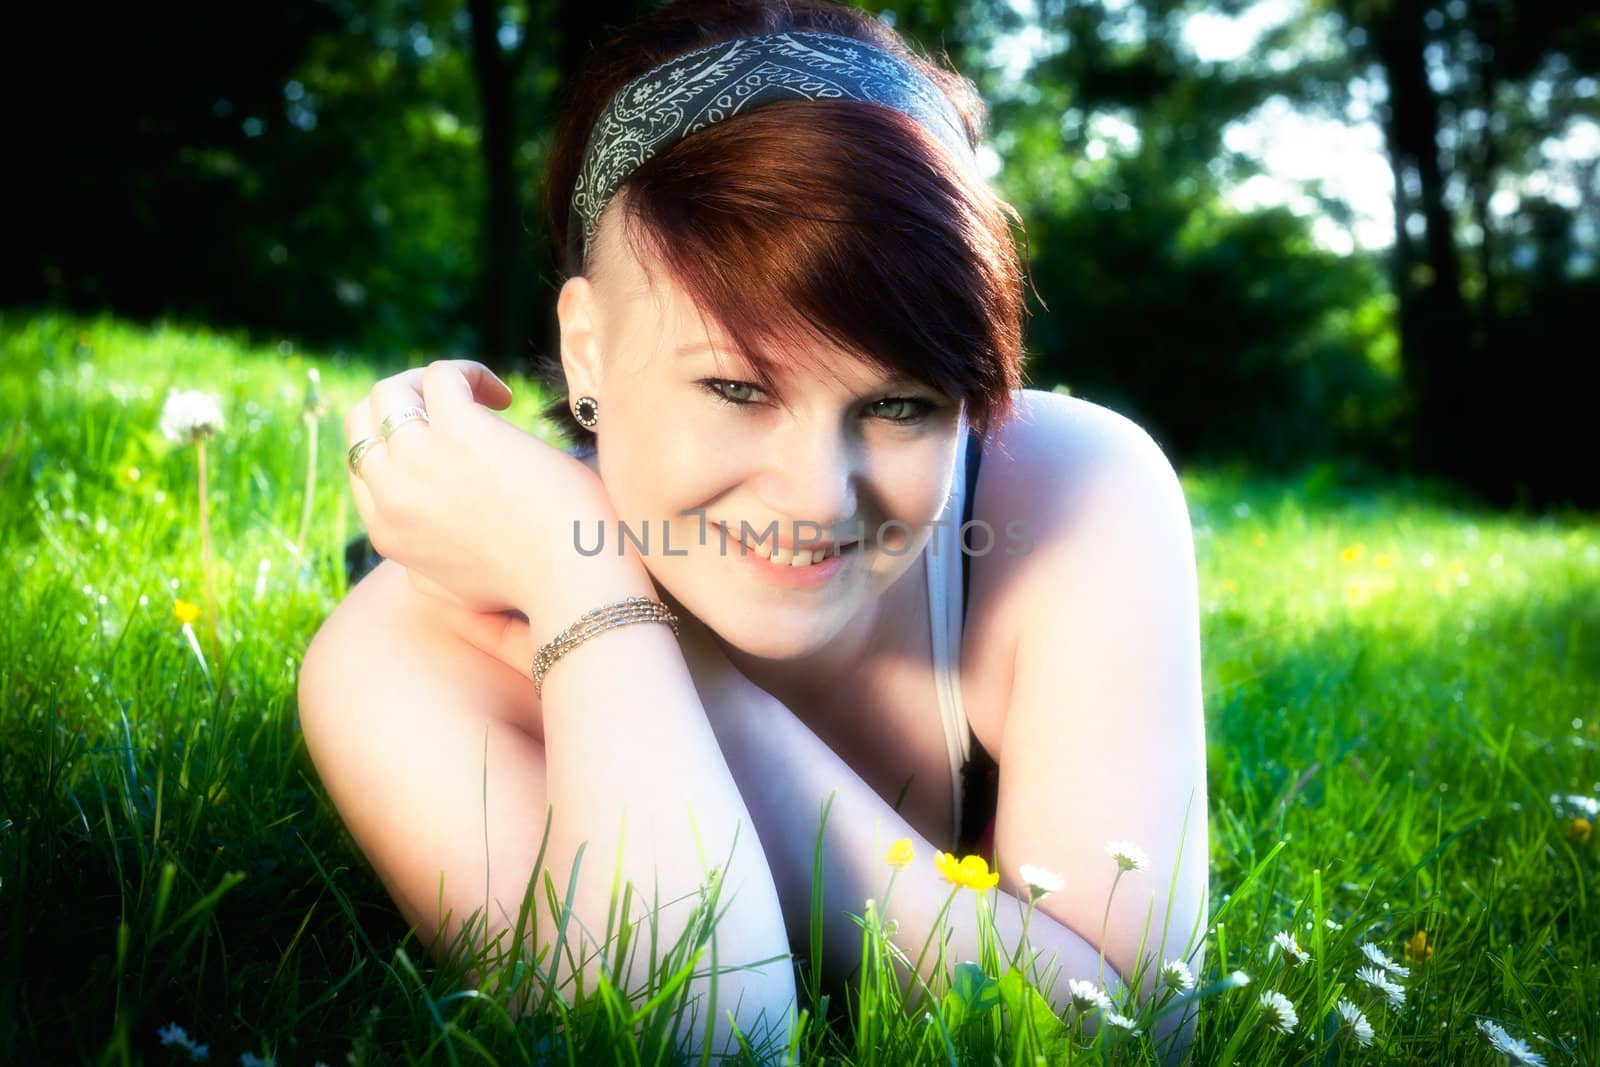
1;307;1596;1066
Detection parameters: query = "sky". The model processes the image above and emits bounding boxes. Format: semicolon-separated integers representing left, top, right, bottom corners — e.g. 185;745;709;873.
989;0;1600;258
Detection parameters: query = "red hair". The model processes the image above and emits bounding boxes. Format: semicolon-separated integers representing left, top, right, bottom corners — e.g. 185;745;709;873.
535;0;1031;447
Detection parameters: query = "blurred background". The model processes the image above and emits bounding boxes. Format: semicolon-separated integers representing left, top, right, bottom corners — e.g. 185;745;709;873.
7;0;1597;509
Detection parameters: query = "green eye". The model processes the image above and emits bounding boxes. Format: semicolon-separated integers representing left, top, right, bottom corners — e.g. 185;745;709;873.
697;378;937;425
699;379;766;406
870;397;933;423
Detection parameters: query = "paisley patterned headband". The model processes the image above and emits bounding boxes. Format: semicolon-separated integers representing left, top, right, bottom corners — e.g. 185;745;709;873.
566;30;980;269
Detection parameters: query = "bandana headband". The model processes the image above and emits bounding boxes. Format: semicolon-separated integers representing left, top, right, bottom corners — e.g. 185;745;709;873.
566;30;980;270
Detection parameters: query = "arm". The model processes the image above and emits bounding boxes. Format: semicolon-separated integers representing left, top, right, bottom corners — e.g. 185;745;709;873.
704;683;1137;1018
343;363;798;1058
516;500;799;1059
703;405;1211;1063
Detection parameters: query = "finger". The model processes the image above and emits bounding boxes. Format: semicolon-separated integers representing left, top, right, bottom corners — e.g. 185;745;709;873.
343;397;385;540
374;361;513;423
420;359;487;421
367;370;433;468
439;359;514;410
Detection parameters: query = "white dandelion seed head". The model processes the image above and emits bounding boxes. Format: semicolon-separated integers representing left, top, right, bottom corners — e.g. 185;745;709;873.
1476;1019;1547;1066
1019;863;1065;898
1105;1011;1143;1033
1549;793;1600;820
1272;930;1310;965
1355;965;1406;1009
160;389;226;444
1103;839;1150;873
1257;990;1298;1034
1358;940;1411;977
1160;958;1196;993
1067;977;1113;1015
1337;998;1375;1048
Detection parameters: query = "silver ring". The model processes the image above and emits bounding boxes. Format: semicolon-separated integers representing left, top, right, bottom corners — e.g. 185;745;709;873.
379;406;429;440
347;435;383;476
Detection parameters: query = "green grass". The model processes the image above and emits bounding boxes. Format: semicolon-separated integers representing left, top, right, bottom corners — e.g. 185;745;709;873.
1;308;1596;1065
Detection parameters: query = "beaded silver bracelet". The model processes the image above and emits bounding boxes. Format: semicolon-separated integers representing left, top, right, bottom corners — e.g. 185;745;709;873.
532;595;681;697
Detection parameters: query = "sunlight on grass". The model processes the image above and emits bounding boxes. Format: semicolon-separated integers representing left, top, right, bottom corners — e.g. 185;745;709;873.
1;310;1596;1064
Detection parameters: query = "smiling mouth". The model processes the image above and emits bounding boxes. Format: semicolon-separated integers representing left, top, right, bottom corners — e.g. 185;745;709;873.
719;524;860;568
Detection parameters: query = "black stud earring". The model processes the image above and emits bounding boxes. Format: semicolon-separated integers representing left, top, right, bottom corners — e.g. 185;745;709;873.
573;395;599;428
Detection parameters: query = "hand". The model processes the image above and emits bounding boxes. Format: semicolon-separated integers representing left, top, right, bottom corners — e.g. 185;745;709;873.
343;360;609;616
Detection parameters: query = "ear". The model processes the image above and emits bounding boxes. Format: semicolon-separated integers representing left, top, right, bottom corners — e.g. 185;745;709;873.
557;276;604;402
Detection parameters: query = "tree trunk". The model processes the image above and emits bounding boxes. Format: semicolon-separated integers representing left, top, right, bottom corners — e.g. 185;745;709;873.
468;0;530;371
1372;0;1480;485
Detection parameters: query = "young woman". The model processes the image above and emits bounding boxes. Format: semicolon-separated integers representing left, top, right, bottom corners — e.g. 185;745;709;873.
298;1;1210;1060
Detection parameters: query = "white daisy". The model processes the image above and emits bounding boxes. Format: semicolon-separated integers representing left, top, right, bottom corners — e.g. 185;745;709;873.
1476;1019;1547;1066
159;389;226;444
1272;930;1311;966
1105;1011;1143;1033
1257;990;1298;1035
1019;863;1065;900
1355;965;1406;1009
1067;977;1113;1015
1549;793;1600;820
1336;997;1374;1048
1358;940;1411;977
1160;958;1196;993
1104;840;1149;873
157;1022;210;1062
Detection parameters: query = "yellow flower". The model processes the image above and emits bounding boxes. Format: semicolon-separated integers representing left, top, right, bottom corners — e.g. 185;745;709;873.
935;850;1000;890
173;599;202;624
1340;542;1366;563
1374;553;1393;569
1220;577;1238;593
1569;817;1592;843
1403;928;1434;964
885;837;914;869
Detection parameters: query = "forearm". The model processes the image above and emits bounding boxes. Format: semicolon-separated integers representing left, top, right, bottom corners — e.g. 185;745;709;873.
529;556;798;1056
708;690;1204;1058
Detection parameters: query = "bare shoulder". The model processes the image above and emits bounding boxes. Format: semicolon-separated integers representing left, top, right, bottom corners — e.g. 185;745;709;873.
980;387;1175;506
962;389;1187;738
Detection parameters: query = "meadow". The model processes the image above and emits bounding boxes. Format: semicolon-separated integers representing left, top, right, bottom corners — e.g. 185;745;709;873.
1;309;1596;1065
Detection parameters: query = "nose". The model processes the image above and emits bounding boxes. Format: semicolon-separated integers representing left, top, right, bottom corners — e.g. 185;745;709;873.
760;423;860;539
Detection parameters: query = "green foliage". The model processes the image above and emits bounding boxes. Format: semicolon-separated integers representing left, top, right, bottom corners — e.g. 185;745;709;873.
2;311;1597;1064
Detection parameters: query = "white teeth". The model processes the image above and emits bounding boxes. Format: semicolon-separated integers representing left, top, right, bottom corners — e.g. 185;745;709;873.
725;525;840;566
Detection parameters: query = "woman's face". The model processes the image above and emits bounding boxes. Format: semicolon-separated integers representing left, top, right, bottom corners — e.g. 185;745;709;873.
558;213;965;663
